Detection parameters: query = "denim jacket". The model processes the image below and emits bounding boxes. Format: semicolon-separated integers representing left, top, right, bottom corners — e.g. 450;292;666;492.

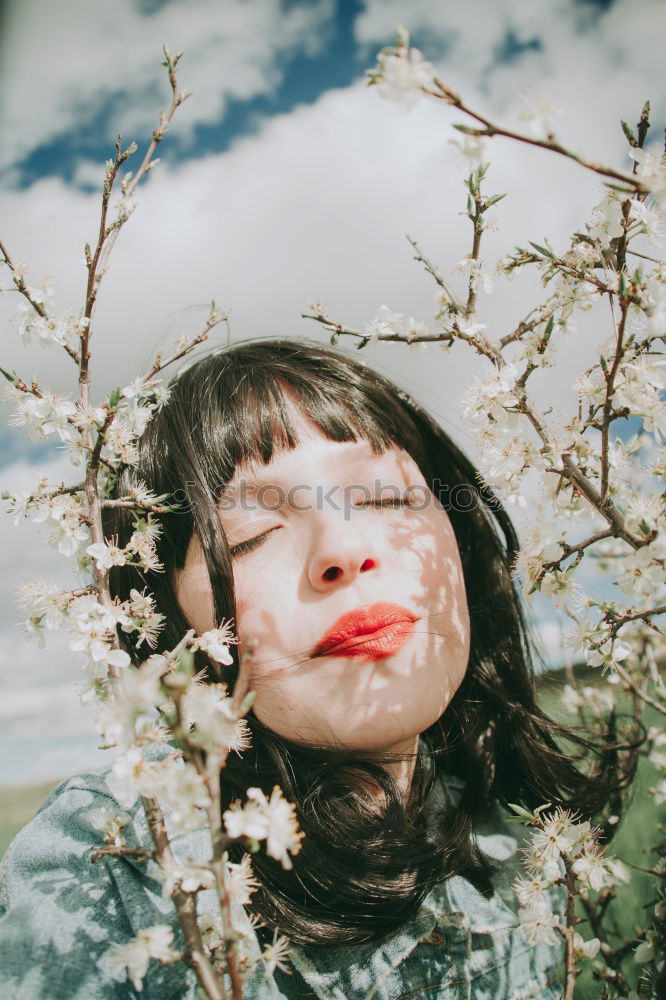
0;754;564;999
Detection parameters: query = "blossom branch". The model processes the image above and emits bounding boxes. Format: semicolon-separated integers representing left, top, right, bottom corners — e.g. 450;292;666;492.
559;858;580;1000
430;85;647;193
0;238;81;364
610;657;666;717
599;297;630;500
141;794;227;1000
90;845;154;863
93;47;190;291
578;890;632;994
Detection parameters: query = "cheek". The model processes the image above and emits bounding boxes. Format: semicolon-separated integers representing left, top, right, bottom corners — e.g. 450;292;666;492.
231;562;280;651
406;510;470;657
173;561;216;636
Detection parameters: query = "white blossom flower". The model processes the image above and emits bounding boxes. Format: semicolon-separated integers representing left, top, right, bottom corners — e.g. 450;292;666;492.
572;844;616;891
25;276;55;304
73;400;106;433
460;363;520;435
121;377;148;399
652;779;666;806
573;933;600;960
106;925;176;991
105;417;140;464
617;544;665;599
524;809;591;881
372;35;437;110
110;746;168;807
456;256;493;294
225;854;259;907
223;785;303;870
183;681;250;754
37;495;90;556
518;899;561;946
8;390;76;443
631;199;664;246
634;929;657;964
87;541;128;571
561;684;583;715
194;623;238;665
17;579;70;641
513;874;550;908
512;520;566;598
363;305;424;346
126;520;163;573
572;368;606;404
121;590;165;649
261;930;293;978
68;593;130;673
588;192;624;248
629;144;666;210
199;913;224;953
152;384;170;409
88;805;130;847
448;133;486;166
160;856;215;897
518;93;564;139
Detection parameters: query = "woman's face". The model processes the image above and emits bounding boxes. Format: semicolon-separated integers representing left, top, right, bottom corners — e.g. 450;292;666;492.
174;399;470;757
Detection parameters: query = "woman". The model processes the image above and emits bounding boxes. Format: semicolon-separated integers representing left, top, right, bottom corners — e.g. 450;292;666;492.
0;338;625;998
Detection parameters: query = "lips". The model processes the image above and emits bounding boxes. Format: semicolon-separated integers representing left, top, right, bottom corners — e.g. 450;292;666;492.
310;602;418;661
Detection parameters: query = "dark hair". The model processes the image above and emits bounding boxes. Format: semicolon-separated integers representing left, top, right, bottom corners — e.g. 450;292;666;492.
106;337;634;947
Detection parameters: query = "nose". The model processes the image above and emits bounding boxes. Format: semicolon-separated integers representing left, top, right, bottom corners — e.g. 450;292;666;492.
306;515;380;591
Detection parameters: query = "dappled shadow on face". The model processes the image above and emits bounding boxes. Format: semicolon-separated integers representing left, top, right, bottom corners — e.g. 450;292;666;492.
233;440;471;757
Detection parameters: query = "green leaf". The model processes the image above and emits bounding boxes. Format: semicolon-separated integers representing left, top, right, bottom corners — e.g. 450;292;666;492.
620;120;637;146
529;241;555;260
506;802;537;824
107;387;122;409
0;366;19;385
485;192;506;207
452;122;485;136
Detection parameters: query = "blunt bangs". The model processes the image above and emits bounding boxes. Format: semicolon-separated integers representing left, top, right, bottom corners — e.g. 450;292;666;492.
166;340;429;499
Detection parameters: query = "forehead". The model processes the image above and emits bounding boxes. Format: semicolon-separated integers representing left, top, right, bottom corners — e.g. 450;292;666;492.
223;403;404;494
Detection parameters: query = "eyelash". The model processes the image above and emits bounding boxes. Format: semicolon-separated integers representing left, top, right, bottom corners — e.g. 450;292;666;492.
228;497;413;559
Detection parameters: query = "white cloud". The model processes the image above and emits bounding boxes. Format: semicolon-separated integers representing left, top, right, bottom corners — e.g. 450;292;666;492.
0;0;335;174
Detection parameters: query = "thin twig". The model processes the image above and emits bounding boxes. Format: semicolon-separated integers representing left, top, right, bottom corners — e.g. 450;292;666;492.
427;80;648;192
406;235;464;310
0;238;80;364
612;662;666;716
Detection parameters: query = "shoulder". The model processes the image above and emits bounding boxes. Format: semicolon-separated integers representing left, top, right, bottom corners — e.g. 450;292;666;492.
0;762;201;998
0;759;287;999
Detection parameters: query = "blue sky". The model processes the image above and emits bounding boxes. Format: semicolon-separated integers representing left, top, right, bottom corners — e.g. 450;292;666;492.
0;0;662;783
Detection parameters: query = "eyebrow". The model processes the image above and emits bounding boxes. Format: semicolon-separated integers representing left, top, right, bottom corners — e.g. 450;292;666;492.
220;441;385;497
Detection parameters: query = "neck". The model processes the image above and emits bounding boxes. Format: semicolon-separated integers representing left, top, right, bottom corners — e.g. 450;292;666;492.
385;734;421;800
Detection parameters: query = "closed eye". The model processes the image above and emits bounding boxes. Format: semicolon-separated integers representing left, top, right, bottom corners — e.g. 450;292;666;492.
229;496;413;558
356;497;413;508
228;529;276;559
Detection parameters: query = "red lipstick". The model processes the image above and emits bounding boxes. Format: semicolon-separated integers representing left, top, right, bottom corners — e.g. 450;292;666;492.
310;602;418;662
